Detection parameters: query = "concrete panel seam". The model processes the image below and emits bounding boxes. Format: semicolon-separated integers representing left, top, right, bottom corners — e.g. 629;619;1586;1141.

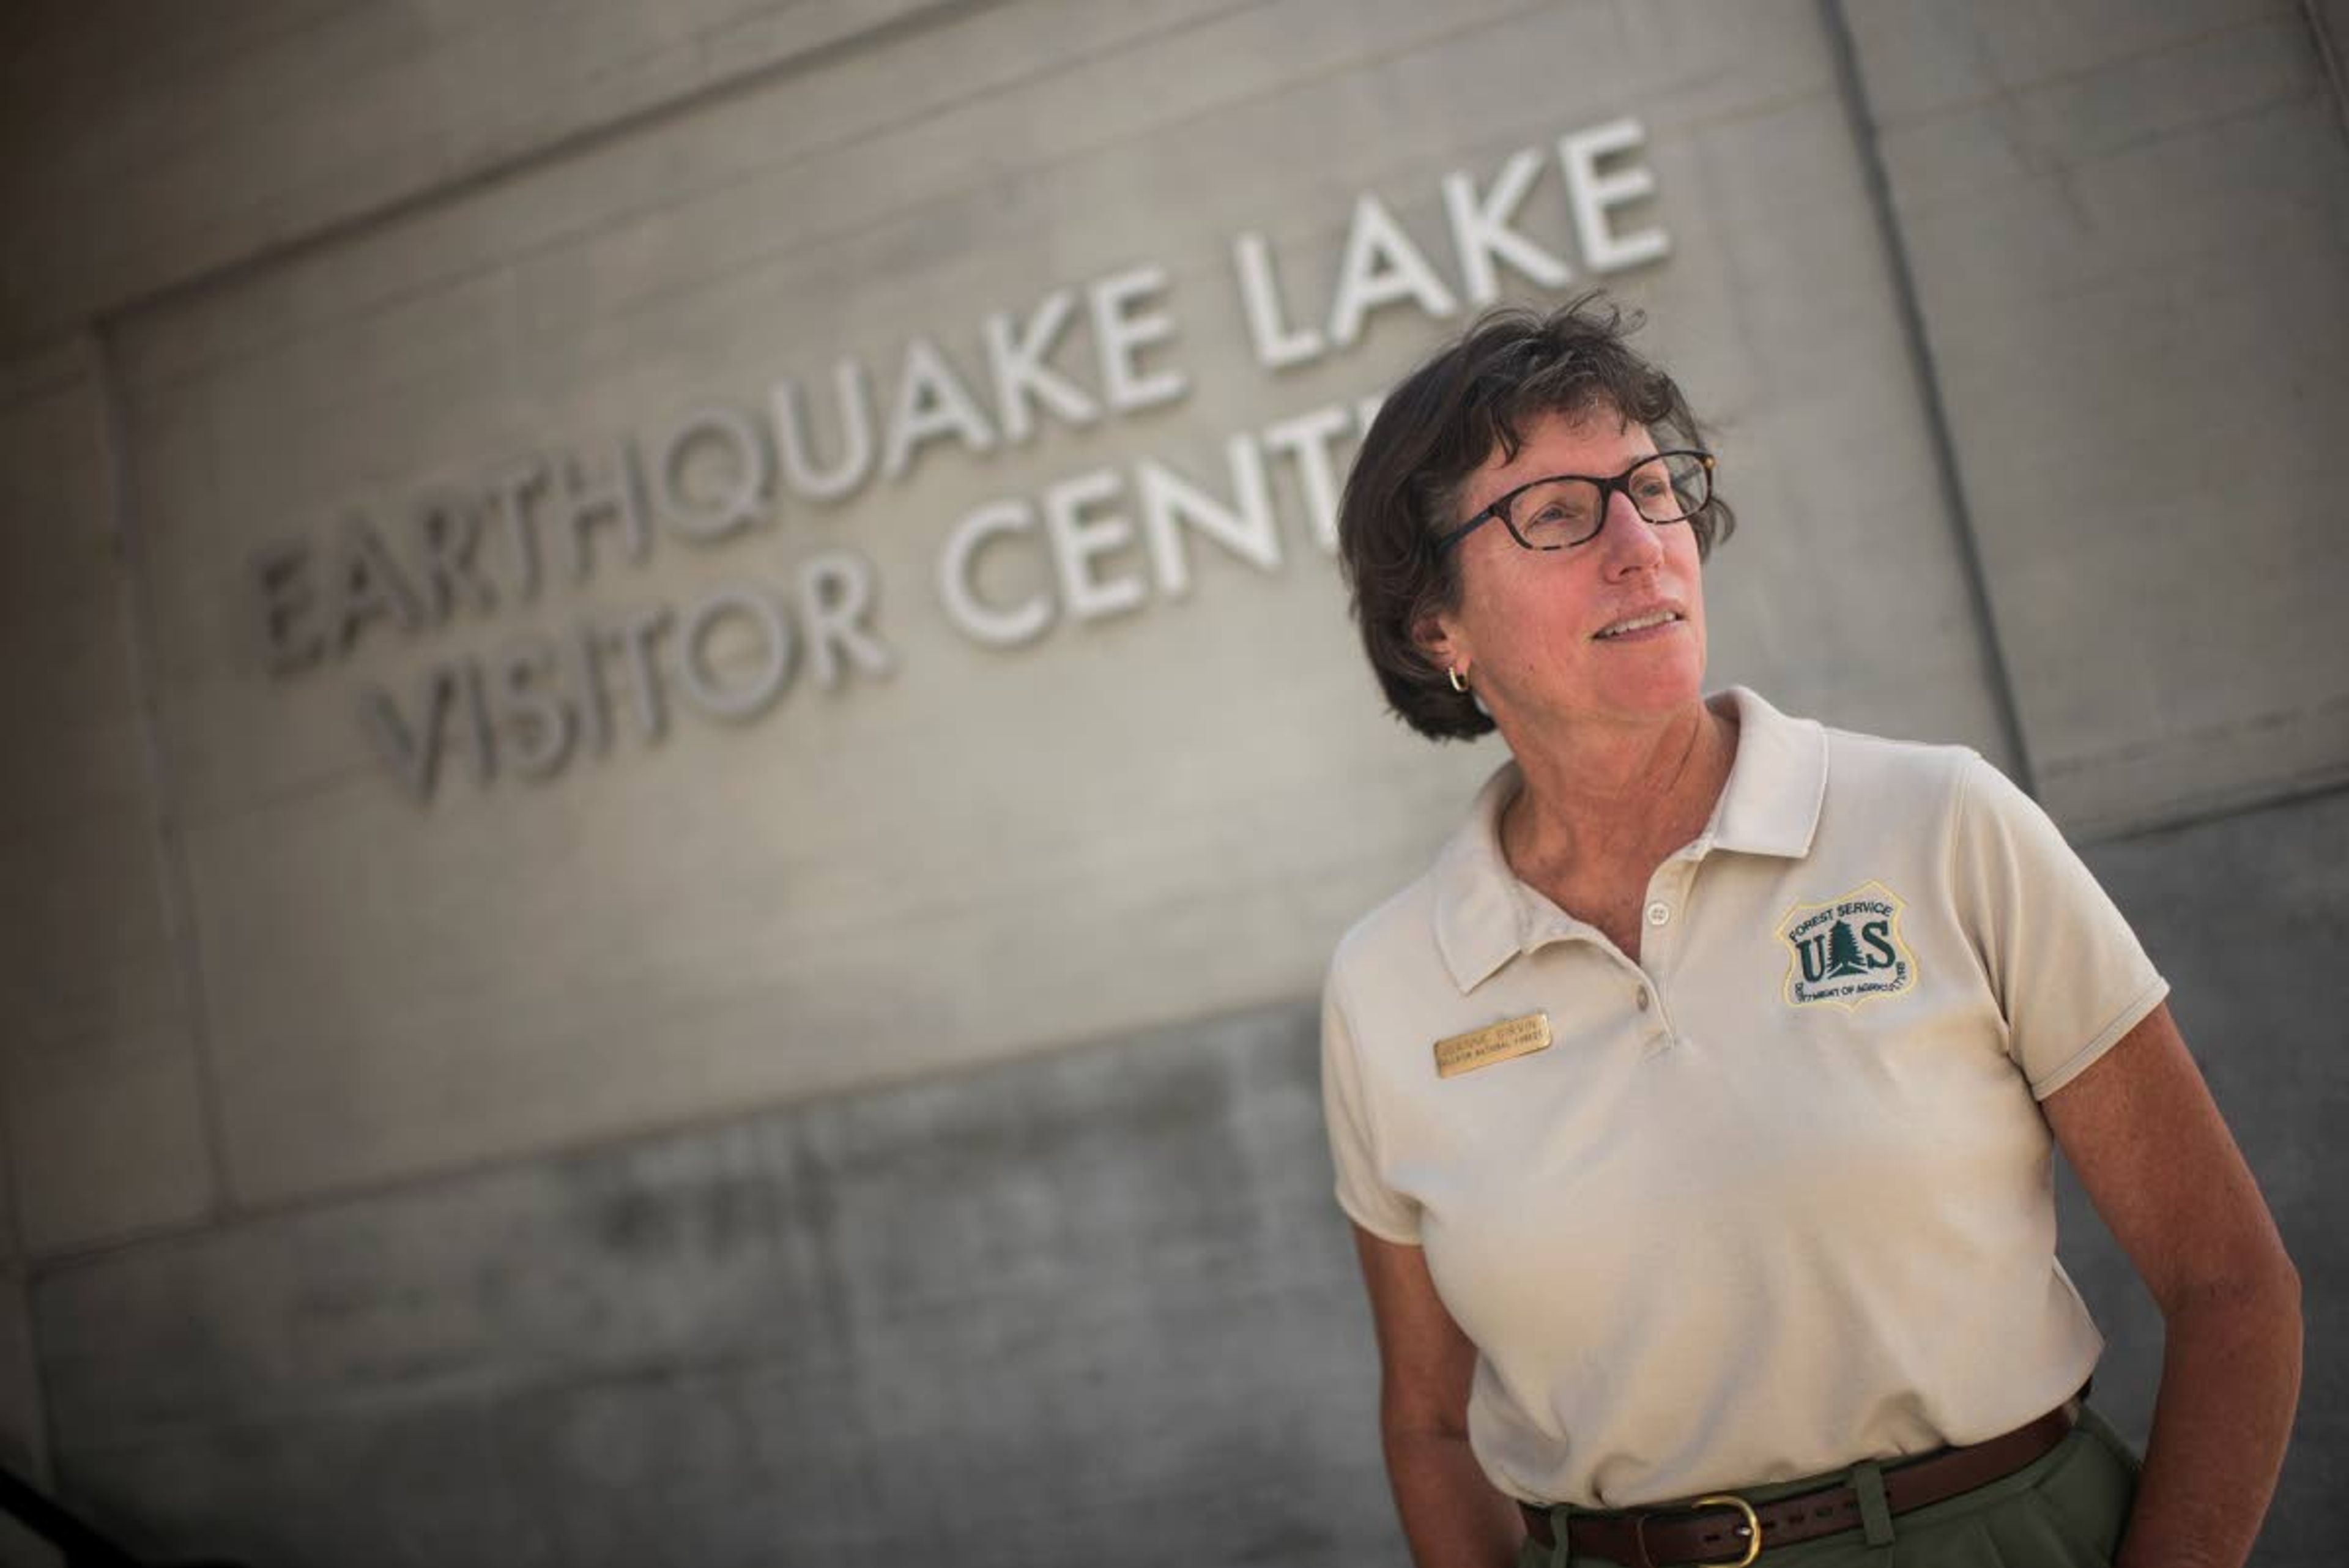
93;0;1015;344
2305;0;2349;141
86;326;238;1226
1816;0;2035;796
20;991;1316;1279
1864;14;2291;134
2077;777;2349;852
114;0;1266;401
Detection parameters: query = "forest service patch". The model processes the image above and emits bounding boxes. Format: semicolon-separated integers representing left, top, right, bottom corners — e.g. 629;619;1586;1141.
1776;881;1917;1010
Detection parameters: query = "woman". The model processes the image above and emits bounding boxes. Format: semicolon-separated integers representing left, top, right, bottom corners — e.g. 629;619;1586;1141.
1321;299;2300;1568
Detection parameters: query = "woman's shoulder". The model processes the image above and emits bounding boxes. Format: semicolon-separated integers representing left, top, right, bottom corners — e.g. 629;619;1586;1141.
1722;686;2001;798
1720;686;1999;838
1816;716;2002;803
1327;757;1518;994
1803;717;2066;868
1327;867;1443;990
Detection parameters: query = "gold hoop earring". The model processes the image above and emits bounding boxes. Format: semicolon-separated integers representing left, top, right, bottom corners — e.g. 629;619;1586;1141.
1448;665;1469;694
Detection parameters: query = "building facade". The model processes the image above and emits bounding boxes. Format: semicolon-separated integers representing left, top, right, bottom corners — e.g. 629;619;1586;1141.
2;2;2344;1563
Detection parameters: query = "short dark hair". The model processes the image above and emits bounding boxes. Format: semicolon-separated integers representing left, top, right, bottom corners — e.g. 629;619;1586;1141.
1335;295;1734;740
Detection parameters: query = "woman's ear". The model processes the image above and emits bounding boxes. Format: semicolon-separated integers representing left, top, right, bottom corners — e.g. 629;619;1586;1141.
1412;608;1466;678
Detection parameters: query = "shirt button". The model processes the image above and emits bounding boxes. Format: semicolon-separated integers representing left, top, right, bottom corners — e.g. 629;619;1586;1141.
1645;901;1671;927
1636;987;1652;1011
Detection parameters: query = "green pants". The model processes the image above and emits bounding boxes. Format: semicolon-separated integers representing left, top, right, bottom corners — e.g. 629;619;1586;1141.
1519;1408;2141;1568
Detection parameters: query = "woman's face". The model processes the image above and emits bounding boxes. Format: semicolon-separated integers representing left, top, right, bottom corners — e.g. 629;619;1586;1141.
1425;404;1709;736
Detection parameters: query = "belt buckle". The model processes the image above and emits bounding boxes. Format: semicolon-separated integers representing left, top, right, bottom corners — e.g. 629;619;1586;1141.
1681;1495;1762;1568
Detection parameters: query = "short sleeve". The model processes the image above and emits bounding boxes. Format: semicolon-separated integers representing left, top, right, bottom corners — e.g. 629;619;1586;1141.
1949;752;2169;1098
1319;963;1422;1243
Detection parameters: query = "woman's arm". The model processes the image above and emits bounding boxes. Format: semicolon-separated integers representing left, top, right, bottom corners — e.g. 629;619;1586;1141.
2041;1002;2303;1568
1352;1224;1525;1568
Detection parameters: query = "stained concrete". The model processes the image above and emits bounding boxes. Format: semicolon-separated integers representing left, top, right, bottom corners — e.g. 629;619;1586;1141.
2059;786;2349;1567
39;1003;1393;1567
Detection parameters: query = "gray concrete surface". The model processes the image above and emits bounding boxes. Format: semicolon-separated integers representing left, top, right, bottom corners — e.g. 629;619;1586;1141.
0;1276;62;1568
0;1118;61;1568
2058;787;2349;1566
0;0;973;356
0;340;216;1260
89;0;2017;1217
38;1005;1391;1568
1842;0;2349;835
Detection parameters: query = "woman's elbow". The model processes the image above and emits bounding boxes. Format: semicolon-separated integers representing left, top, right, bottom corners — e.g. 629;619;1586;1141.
2159;1243;2302;1326
1380;1377;1473;1446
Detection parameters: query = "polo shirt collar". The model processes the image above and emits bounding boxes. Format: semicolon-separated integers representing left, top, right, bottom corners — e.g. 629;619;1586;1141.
1430;686;1828;992
1707;685;1829;859
1430;765;1529;994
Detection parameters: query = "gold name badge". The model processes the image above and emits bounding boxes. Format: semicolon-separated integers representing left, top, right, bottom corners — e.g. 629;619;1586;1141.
1433;1012;1553;1079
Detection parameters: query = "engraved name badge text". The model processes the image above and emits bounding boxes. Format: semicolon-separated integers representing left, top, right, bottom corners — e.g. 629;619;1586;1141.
1433;1012;1554;1079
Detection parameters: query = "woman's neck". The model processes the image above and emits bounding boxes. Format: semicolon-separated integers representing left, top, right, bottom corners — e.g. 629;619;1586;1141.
1499;696;1740;887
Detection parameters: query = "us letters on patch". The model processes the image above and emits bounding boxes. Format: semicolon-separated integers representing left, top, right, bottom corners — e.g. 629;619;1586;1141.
1776;881;1917;1010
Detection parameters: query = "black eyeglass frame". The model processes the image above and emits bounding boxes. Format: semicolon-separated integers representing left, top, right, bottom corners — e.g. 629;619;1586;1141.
1431;449;1716;555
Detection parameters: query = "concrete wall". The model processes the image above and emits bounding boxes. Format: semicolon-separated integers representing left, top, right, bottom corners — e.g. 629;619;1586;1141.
0;0;972;359
1842;0;2349;836
1;1123;60;1568
0;333;199;1568
37;1005;1381;1568
0;340;220;1265
92;0;2012;1219
0;1;2342;1564
2061;787;2349;1568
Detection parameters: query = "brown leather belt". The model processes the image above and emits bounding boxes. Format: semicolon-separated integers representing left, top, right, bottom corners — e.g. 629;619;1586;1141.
1518;1399;2080;1566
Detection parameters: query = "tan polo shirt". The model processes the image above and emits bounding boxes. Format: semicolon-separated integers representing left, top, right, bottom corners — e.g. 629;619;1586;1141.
1321;687;2167;1507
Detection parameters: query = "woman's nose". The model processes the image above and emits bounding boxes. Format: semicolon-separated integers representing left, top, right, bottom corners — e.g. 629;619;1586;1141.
1595;487;1664;572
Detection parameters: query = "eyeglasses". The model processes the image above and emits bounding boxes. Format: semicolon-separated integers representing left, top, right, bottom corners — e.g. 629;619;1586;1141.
1433;450;1715;554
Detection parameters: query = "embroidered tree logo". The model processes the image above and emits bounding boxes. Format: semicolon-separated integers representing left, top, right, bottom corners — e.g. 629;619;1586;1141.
1779;883;1917;1009
1824;918;1870;978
